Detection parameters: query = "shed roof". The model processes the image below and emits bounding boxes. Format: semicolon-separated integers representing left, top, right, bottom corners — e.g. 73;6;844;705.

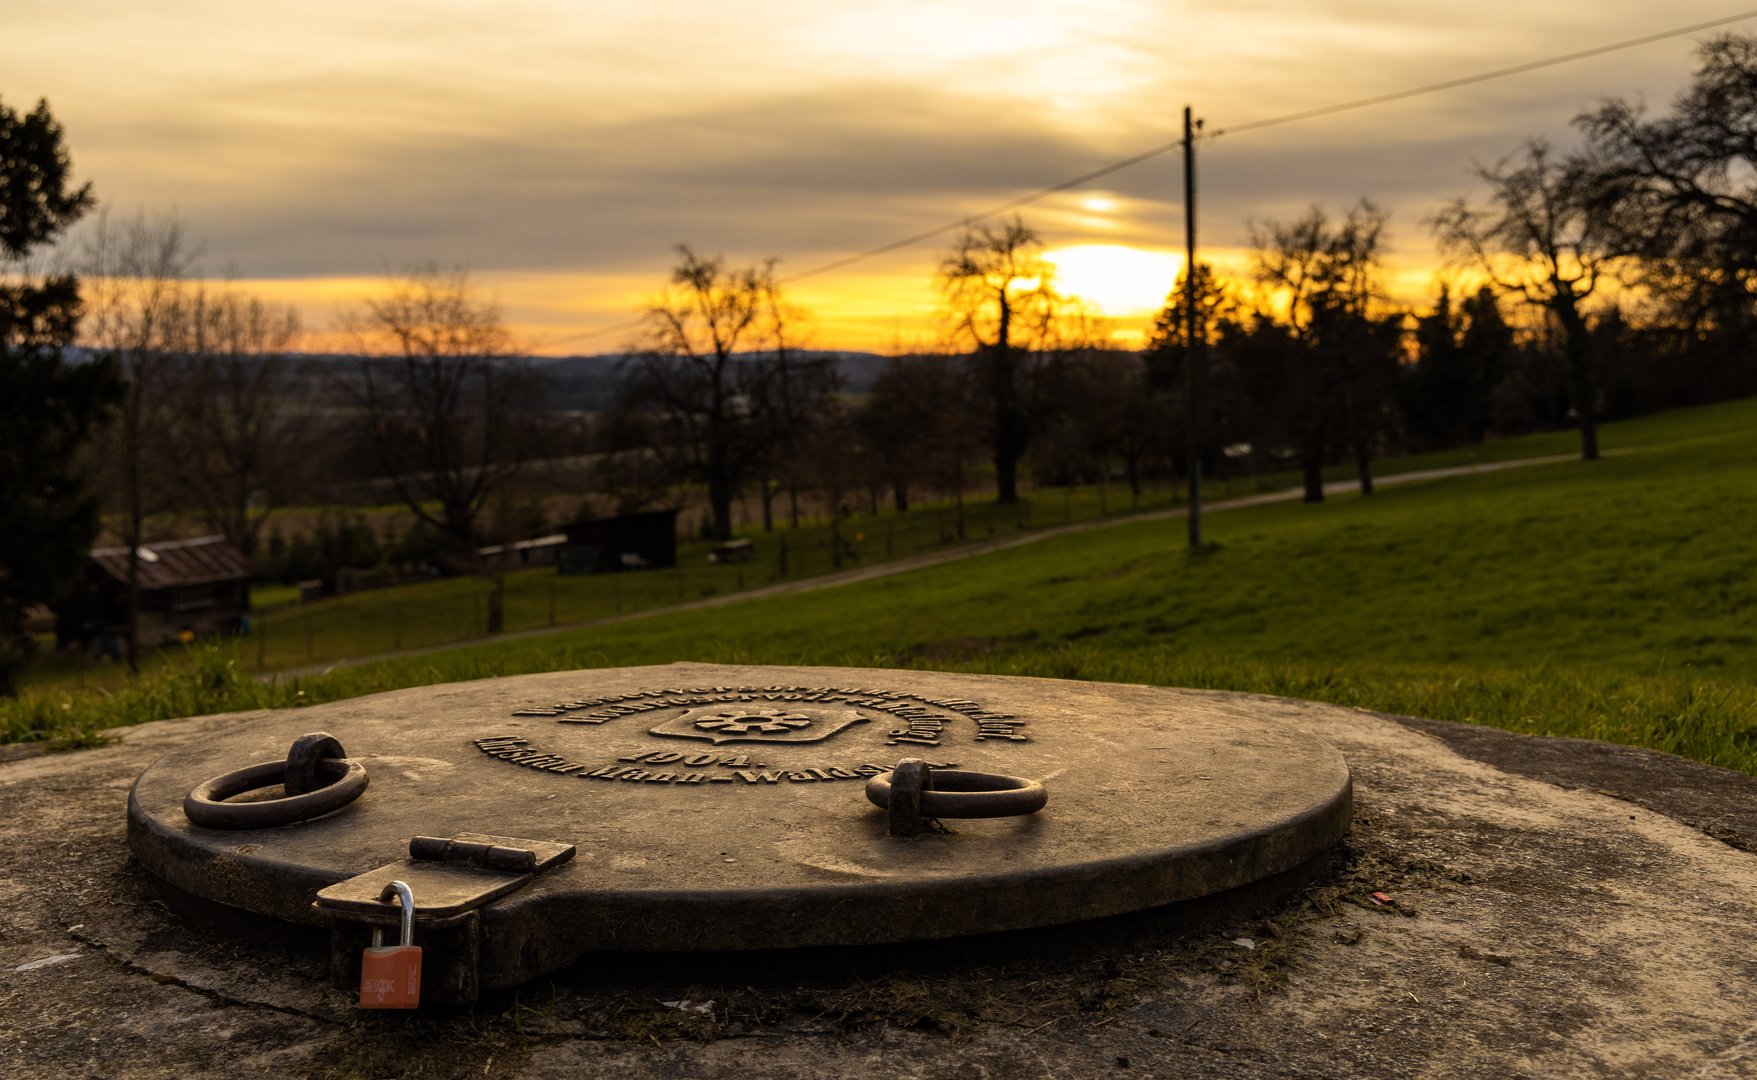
89;536;254;590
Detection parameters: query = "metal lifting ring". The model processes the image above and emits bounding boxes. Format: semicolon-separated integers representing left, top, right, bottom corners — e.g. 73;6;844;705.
866;768;1049;817
866;758;1047;836
284;732;346;796
183;733;369;830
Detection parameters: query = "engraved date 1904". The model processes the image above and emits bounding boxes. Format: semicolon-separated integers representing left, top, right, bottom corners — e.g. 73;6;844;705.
475;737;954;787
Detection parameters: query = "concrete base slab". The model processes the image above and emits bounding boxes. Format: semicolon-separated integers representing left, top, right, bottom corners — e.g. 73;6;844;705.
3;686;1756;1079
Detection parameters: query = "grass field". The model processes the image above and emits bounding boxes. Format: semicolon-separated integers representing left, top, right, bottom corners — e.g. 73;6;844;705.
17;480;1142;695
21;430;1584;696
6;398;1754;774
22;476;1230;692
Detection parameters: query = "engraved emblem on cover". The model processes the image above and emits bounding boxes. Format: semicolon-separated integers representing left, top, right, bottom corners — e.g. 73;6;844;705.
648;706;870;745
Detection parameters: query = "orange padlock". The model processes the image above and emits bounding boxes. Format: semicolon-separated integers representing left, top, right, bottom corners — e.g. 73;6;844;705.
359;879;422;1009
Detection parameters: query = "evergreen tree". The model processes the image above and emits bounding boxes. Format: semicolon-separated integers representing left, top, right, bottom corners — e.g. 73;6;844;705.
0;95;122;695
1404;285;1510;449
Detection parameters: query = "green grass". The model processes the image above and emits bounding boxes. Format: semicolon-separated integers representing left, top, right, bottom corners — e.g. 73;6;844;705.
7;398;1756;774
13;423;1614;696
22;477;1214;695
15;413;1625;697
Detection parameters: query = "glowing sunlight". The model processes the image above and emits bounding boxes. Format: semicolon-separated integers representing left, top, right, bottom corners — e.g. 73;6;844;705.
1044;246;1184;317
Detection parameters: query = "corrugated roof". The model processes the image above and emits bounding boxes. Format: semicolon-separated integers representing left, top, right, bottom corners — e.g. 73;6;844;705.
89;536;254;589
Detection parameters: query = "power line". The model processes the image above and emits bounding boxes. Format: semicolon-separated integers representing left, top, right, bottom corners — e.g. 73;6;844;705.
775;142;1188;285
536;9;1757;351
1211;8;1757;137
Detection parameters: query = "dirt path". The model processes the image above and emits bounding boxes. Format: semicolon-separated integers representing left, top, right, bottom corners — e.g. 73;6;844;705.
272;452;1595;681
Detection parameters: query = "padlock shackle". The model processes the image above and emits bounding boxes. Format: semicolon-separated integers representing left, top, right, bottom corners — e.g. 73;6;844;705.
382;879;415;947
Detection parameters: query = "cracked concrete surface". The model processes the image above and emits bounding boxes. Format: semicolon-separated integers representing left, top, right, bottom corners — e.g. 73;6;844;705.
3;690;1756;1079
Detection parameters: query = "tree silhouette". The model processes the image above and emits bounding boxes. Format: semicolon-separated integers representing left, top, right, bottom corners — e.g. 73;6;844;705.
1253;201;1400;499
0;96;120;694
339;265;536;562
623;247;831;542
1148;262;1234;484
1576;32;1757;403
0;96;92;260
161;287;305;558
80;211;198;669
939;216;1098;503
1403;285;1509;449
1432;142;1614;460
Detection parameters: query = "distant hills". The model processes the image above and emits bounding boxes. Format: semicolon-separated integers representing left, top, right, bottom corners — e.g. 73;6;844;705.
64;348;895;415
526;351;892;412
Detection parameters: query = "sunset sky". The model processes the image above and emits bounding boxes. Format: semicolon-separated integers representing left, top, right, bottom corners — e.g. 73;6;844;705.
3;2;1745;353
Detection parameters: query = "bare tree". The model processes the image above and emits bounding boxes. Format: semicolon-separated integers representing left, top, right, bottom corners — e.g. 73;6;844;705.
590;409;679;517
1577;35;1757;290
748;279;837;531
624;247;828;541
938;215;1089;503
1249;206;1335;500
853;353;945;512
1572;34;1757;403
1432;142;1615;460
79;211;198;671
162;286;304;558
1081;349;1162;499
797;398;864;568
921;359;988;539
340;265;528;549
1253;201;1401;498
339;265;536;630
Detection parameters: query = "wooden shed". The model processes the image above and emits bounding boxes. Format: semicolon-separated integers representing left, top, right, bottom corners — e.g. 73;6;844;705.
559;510;679;575
56;536;255;653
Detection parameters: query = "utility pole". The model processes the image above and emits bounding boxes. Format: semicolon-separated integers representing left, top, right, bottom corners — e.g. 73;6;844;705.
1182;105;1203;550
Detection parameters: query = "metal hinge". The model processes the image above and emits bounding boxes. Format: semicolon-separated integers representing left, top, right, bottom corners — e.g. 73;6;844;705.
315;834;575;1005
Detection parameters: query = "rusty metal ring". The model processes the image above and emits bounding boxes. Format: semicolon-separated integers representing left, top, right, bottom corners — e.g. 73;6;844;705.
284;732;346;796
865;769;1047;818
184;757;368;830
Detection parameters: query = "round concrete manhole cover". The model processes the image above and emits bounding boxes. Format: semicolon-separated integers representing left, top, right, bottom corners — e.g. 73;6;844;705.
129;663;1351;991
